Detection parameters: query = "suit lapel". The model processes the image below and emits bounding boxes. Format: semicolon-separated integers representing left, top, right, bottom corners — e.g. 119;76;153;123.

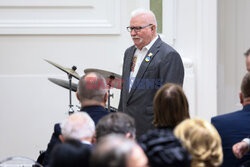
127;37;162;103
123;46;136;101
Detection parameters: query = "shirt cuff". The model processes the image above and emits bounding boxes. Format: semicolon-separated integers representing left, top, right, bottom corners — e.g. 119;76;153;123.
242;138;250;150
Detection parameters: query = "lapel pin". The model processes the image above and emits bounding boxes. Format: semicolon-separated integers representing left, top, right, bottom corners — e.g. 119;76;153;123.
145;52;153;62
145;57;150;62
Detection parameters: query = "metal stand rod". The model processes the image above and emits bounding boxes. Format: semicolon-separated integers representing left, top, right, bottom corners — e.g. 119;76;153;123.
108;88;111;112
68;66;77;115
107;76;115;112
68;74;74;114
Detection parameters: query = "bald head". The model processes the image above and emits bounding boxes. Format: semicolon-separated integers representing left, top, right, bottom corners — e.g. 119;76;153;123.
77;72;108;107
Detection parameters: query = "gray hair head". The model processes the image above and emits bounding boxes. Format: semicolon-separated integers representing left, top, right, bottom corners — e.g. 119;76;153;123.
61;112;95;140
130;8;157;29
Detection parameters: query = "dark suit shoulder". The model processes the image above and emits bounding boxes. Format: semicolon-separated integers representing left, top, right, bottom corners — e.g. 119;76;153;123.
155;41;181;62
211;110;243;122
159;40;177;53
124;45;136;56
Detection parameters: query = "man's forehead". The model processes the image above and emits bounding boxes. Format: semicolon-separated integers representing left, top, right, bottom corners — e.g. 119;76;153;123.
130;14;148;23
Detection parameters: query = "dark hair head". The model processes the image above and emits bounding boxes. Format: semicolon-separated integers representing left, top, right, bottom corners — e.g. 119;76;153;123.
77;72;107;103
241;72;250;98
244;48;250;57
95;112;136;142
139;128;191;167
50;139;91;167
153;83;190;128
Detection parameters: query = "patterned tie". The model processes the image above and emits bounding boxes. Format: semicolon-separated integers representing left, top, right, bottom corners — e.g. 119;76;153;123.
131;56;137;72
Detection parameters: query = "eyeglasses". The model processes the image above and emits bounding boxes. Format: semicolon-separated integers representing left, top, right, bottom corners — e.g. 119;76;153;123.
126;24;153;33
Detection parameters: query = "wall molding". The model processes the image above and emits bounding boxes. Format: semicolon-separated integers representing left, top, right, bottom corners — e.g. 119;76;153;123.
0;0;120;34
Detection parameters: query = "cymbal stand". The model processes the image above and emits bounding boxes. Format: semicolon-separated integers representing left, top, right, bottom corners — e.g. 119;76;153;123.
107;75;114;112
68;66;77;115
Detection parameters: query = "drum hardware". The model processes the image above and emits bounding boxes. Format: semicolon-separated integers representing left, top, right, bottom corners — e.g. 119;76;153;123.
68;66;77;114
45;59;79;114
45;60;120;113
48;78;78;92
44;59;80;80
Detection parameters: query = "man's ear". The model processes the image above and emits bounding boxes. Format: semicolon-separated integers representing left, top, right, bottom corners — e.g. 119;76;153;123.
125;133;135;140
76;92;80;101
239;92;244;104
59;135;65;143
151;25;156;32
104;92;108;103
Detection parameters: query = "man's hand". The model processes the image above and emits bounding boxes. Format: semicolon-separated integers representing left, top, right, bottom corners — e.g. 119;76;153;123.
232;141;249;159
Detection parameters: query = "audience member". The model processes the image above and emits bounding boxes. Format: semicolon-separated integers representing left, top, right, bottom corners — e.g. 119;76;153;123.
95;112;136;142
139;128;191;167
90;134;148;167
50;139;91;167
231;49;250;161
153;83;190;129
211;72;250;167
42;72;109;166
60;112;95;145
174;118;223;167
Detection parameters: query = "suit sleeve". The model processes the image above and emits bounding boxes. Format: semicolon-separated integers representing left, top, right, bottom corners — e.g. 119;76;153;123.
42;123;62;166
118;50;129;112
159;51;184;86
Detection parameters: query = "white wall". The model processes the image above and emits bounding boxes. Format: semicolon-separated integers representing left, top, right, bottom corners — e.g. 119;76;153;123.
0;0;131;160
173;0;218;119
218;0;250;115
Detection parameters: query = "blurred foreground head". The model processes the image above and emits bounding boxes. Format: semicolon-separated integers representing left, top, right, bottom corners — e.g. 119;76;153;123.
90;134;148;167
174;118;223;167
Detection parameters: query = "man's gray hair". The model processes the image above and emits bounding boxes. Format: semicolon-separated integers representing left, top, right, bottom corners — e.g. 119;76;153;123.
61;112;95;140
77;72;107;103
130;8;157;29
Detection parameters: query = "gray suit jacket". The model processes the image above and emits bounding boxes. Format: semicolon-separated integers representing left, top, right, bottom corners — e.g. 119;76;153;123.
118;37;184;138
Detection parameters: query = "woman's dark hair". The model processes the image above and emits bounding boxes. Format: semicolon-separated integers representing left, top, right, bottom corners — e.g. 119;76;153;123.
153;83;190;128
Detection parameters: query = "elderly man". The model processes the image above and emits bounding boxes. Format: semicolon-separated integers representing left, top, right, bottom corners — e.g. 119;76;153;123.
42;72;109;166
49;113;95;167
90;134;148;167
60;112;95;144
118;8;184;138
211;72;250;167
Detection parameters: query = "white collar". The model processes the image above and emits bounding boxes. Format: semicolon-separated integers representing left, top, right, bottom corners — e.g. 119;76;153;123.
137;35;158;51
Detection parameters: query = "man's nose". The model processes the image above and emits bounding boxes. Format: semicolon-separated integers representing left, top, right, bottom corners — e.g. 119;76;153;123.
130;29;137;36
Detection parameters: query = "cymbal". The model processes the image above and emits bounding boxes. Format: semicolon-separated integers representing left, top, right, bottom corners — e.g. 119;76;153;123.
84;68;121;80
48;78;78;92
84;68;122;89
44;59;80;80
